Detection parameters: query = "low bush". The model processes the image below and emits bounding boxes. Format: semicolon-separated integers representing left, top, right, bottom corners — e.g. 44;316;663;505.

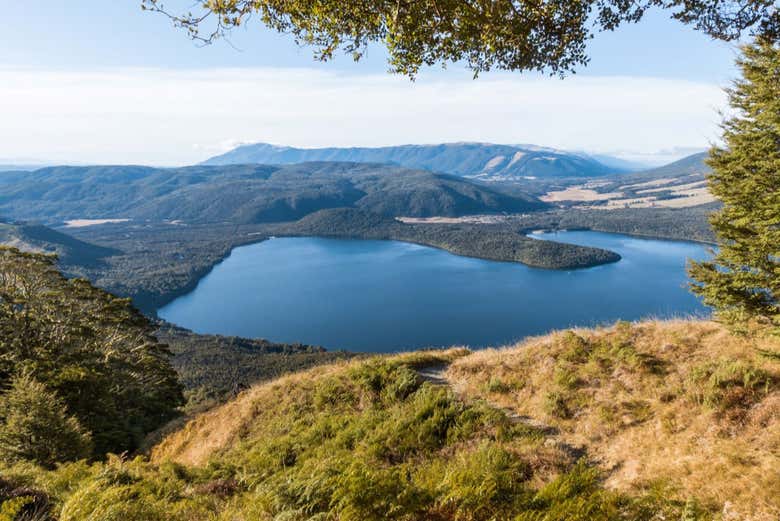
0;374;92;468
687;359;776;421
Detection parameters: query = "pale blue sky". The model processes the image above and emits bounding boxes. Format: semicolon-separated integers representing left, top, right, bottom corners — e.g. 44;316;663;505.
0;2;744;165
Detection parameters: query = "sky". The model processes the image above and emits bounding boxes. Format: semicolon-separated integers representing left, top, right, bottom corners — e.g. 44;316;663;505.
0;1;746;166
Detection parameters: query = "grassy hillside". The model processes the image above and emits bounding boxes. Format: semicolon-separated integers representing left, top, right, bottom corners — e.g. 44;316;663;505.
202;142;620;179
497;152;714;211
7;324;769;520
0;162;546;225
626;152;709;180
446;320;780;520
591;152;711;200
546;152;713;210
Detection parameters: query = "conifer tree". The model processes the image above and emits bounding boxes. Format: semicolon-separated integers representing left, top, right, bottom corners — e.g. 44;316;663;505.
689;38;780;331
0;373;92;468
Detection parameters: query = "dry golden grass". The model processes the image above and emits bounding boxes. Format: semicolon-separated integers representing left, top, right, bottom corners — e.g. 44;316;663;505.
541;187;624;202
445;320;780;521
152;320;778;519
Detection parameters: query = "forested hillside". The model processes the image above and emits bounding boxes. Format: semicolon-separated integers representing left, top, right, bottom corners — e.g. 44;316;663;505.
203;142;620;179
158;325;355;411
0;162;546;225
0;220;117;265
510;206;718;243
0;247;183;461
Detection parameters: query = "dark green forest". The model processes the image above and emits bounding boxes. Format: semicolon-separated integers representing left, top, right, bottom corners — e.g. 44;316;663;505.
158;325;355;411
0;162;545;224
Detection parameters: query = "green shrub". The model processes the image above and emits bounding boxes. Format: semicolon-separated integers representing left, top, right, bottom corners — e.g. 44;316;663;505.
687;359;776;411
553;366;581;390
380;367;422;402
313;378;357;409
486;376;517;394
559;331;591;363
544;391;572;419
0;476;53;521
0;373;92;468
437;442;531;520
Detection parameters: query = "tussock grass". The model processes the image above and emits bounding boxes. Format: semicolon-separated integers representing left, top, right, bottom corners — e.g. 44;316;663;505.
446;320;780;520
151;348;469;466
0;343;717;520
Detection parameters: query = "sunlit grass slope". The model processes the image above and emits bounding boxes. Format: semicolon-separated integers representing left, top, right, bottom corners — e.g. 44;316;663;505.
1;321;777;520
446;320;780;521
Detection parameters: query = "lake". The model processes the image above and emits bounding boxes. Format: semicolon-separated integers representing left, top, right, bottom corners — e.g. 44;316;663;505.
158;231;711;352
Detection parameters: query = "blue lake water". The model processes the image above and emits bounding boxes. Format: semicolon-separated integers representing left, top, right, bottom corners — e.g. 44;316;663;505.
158;231;711;352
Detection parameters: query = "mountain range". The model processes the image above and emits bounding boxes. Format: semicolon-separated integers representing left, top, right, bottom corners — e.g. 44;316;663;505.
202;142;623;180
0;162;547;225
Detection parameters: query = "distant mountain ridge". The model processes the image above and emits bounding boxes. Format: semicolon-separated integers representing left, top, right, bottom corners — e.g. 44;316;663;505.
599;151;710;187
0;162;547;225
634;151;709;178
202;142;622;179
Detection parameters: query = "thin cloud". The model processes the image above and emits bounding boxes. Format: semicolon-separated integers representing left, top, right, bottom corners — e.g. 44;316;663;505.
0;67;728;166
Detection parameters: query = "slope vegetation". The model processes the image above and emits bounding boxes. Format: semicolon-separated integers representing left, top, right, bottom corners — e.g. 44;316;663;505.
3;320;776;520
203;142;620;179
158;324;355;411
446;320;780;520
0;163;546;225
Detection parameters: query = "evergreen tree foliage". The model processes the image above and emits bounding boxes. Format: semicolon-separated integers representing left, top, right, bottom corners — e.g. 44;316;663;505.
0;247;184;458
0;372;92;468
689;38;780;331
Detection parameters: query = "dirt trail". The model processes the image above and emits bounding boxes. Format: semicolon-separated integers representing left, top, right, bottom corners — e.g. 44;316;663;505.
416;364;450;386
